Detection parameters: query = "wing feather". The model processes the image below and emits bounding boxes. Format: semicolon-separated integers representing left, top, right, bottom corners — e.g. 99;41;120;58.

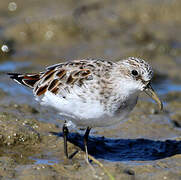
8;59;114;98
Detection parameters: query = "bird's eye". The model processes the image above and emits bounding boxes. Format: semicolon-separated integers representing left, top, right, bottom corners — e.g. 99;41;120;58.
131;70;138;76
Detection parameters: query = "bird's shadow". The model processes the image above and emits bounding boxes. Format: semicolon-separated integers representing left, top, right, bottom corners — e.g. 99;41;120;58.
51;132;181;161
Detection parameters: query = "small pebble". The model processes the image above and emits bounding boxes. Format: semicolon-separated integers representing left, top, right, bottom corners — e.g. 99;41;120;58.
1;45;9;52
123;168;135;175
8;2;17;11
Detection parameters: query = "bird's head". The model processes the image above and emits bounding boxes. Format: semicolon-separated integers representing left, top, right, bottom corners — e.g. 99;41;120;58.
118;57;163;111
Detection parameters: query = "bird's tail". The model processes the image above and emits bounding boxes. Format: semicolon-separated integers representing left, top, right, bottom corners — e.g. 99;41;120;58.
7;72;41;88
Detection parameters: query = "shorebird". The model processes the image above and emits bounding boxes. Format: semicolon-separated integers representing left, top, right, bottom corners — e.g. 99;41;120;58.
8;57;163;161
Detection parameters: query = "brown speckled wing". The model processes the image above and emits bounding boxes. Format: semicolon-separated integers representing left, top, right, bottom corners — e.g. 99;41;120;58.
9;59;114;97
34;62;93;96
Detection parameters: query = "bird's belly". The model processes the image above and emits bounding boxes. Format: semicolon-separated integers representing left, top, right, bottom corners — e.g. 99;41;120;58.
40;91;114;127
59;101;134;128
58;104;119;128
39;91;137;128
64;109;131;128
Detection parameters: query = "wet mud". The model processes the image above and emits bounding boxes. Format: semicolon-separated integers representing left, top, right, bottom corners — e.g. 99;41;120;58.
0;0;181;179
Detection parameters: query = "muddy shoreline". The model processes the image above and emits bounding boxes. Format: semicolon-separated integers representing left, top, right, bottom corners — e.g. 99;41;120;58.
0;0;181;179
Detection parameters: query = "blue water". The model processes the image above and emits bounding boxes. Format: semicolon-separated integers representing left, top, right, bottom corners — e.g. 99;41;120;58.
0;61;32;96
0;61;31;72
153;79;181;95
0;82;32;96
30;157;59;165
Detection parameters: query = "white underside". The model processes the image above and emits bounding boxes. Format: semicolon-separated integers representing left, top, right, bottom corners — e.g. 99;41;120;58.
37;90;137;128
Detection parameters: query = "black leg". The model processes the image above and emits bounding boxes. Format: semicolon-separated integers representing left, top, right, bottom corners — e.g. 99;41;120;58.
63;121;69;159
83;127;91;162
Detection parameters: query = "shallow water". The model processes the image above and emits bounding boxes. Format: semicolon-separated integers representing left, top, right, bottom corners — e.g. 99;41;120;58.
30;157;59;165
153;79;181;95
0;61;31;72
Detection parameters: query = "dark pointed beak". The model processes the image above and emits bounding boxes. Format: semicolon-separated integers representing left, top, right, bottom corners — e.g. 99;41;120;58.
144;83;163;111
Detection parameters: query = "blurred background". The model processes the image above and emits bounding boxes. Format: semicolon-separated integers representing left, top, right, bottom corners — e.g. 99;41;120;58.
1;0;181;112
0;0;181;70
0;0;181;179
